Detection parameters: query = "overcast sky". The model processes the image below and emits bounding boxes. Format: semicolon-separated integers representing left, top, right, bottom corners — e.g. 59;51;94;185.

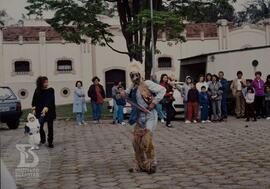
0;0;249;21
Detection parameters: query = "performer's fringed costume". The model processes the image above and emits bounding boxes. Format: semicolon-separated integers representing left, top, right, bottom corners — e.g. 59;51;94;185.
126;63;166;174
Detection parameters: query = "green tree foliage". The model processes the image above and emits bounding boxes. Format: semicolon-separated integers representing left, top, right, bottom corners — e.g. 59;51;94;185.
26;0;113;45
168;0;236;23
0;10;8;26
26;0;186;79
23;0;243;79
25;0;238;78
245;0;270;23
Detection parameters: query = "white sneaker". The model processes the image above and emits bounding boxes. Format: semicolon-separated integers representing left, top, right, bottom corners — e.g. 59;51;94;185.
78;122;82;126
193;120;197;123
206;120;212;123
185;120;191;124
201;120;206;123
31;146;39;150
266;117;270;120
82;121;87;125
120;122;126;126
161;119;165;124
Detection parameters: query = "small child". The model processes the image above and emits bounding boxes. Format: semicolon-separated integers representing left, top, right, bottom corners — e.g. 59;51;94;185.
199;86;210;123
24;113;40;150
242;79;255;97
265;86;270;120
186;83;199;123
115;86;126;126
244;87;256;122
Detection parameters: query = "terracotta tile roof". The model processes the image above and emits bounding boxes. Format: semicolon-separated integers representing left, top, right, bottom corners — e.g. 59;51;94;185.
2;23;221;42
185;23;218;38
3;26;63;41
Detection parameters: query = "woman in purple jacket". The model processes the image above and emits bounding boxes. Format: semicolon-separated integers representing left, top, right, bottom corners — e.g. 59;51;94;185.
252;71;265;118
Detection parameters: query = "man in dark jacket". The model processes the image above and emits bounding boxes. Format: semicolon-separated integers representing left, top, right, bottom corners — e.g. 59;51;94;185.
88;76;106;123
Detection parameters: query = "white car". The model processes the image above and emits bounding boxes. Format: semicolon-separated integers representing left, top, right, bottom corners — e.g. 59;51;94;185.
108;82;185;119
108;99;132;115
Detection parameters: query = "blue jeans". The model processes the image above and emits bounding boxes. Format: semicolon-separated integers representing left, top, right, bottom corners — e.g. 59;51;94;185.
113;99;119;121
184;101;188;119
211;100;221;120
201;104;208;121
117;105;124;123
76;113;85;124
92;101;102;121
221;95;228;118
156;103;165;119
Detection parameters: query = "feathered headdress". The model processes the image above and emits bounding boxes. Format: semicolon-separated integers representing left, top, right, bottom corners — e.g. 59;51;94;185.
128;62;144;75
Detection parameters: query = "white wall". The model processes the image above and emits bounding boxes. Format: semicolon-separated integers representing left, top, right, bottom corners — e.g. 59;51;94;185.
2;43;40;109
0;30;4;85
154;40;182;80
1;42;90;109
95;37;183;84
207;47;270;80
228;26;266;49
180;39;219;59
95;35;133;87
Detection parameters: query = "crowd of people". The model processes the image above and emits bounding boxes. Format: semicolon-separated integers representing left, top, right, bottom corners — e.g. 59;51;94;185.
108;71;270;127
30;71;270;148
29;66;269;176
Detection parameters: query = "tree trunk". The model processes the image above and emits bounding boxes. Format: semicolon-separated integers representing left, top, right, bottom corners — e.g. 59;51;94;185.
144;0;162;80
115;0;162;79
144;18;152;80
144;52;152;80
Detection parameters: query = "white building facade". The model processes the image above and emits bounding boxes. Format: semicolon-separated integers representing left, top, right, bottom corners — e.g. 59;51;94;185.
0;17;270;109
179;19;270;81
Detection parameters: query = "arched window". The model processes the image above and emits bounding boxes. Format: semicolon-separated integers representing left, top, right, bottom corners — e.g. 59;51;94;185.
105;69;126;98
56;59;73;72
158;57;172;68
14;61;30;73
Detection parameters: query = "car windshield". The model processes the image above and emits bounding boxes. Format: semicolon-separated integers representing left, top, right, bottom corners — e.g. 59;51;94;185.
0;88;16;100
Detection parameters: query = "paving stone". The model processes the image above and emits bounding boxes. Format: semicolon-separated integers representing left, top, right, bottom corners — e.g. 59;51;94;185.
140;183;160;189
98;182;119;187
237;180;258;186
178;181;198;187
79;186;100;189
153;175;172;181
118;183;139;188
1;119;270;189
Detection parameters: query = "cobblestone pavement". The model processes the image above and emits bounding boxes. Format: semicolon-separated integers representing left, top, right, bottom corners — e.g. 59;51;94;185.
1;118;270;189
